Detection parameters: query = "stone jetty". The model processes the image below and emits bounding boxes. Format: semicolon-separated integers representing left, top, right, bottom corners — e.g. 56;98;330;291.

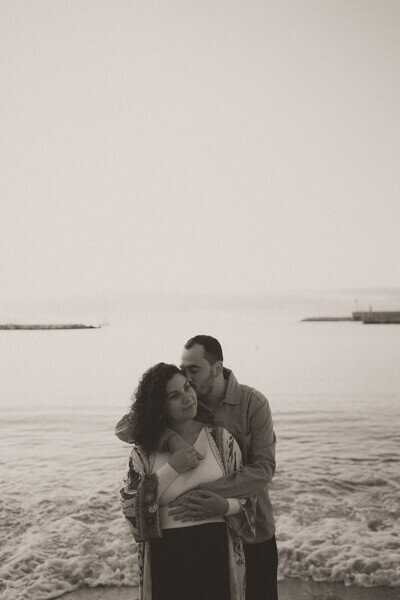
359;311;400;324
302;311;400;324
0;324;100;330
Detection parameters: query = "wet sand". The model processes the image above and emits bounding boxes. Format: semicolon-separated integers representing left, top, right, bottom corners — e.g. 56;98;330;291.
61;578;399;600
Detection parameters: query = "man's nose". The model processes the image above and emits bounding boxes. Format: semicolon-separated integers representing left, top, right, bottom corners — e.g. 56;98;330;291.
188;379;197;392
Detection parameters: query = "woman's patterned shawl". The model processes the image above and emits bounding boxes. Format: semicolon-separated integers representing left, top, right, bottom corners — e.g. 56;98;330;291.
120;425;256;600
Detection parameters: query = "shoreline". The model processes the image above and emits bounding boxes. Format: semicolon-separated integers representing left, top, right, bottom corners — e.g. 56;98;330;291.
60;578;399;600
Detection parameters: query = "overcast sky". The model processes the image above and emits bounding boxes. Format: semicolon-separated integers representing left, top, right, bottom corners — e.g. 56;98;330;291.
1;0;399;301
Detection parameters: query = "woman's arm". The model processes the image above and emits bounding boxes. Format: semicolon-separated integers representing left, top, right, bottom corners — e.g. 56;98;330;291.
120;444;201;540
120;448;162;542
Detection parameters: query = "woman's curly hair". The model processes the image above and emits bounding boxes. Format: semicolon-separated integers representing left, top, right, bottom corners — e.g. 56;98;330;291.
129;363;181;453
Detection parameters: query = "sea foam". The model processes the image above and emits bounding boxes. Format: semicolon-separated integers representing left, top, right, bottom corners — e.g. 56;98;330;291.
1;492;138;600
1;454;399;599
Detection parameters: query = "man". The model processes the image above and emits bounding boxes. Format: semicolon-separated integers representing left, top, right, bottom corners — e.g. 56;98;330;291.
116;335;277;600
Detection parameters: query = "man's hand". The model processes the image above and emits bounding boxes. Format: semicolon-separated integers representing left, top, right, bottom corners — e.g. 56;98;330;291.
168;433;188;452
167;433;204;463
168;490;229;522
168;446;203;474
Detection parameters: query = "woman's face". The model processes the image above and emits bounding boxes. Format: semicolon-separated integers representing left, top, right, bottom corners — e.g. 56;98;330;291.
164;373;197;425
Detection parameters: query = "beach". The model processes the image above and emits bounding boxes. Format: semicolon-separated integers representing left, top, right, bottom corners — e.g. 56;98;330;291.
1;304;399;600
3;0;400;595
60;579;400;600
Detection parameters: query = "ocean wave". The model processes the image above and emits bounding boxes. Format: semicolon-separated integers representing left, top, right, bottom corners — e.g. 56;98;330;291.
1;474;399;600
0;493;139;600
2;397;399;599
273;465;400;589
277;528;400;587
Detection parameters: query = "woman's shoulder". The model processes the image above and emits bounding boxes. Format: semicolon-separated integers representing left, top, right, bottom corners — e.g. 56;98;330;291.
128;443;151;471
204;424;234;446
204;423;232;435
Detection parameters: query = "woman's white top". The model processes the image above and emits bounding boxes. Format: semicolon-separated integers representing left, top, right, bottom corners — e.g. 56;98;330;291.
153;427;241;530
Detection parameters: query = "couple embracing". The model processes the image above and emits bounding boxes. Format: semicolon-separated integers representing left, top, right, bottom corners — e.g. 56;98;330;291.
118;335;277;600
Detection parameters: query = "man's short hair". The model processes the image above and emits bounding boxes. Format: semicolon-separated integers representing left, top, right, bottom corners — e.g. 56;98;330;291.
184;335;223;365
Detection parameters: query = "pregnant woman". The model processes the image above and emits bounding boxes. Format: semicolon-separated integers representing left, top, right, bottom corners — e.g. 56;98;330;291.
120;362;255;600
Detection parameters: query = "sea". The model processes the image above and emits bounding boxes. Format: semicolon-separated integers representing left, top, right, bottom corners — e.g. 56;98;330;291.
1;292;400;600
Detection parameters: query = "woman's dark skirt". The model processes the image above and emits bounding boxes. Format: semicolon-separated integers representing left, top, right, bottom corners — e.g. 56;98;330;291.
150;522;231;600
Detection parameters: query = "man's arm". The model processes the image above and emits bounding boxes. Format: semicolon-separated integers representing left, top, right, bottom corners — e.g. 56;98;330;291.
115;413;135;443
168;427;258;538
115;413;186;450
115;413;204;460
201;394;276;498
170;393;275;516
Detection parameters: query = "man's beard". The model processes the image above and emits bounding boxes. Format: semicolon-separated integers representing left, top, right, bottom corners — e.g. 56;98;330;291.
197;370;216;398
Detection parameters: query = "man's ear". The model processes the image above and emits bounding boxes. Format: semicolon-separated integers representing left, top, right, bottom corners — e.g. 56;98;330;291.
214;361;223;377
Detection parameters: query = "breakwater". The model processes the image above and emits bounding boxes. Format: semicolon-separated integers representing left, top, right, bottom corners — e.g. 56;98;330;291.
0;324;100;330
302;311;400;324
353;311;400;324
302;317;354;322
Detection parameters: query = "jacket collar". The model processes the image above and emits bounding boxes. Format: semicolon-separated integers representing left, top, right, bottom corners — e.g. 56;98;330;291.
222;368;241;405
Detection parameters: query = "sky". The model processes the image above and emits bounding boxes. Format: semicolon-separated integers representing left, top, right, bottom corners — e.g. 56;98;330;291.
1;0;400;302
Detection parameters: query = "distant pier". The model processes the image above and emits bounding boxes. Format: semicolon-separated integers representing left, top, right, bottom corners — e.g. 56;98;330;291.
302;311;400;324
0;324;101;330
301;317;354;322
352;312;369;321
358;311;400;324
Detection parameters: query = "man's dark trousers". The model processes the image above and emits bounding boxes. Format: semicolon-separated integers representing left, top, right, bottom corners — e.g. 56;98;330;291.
244;536;278;600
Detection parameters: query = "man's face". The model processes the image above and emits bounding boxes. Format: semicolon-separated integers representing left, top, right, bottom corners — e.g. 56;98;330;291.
180;344;216;398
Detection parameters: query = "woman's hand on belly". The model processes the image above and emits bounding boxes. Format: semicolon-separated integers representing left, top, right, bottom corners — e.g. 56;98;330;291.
168;490;229;522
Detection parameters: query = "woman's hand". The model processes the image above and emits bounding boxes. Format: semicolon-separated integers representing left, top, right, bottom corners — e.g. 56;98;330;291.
168;445;203;474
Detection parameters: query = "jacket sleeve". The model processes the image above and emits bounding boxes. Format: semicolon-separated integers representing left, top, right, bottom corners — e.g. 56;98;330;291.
201;393;276;498
115;413;135;444
119;448;162;542
115;413;179;452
